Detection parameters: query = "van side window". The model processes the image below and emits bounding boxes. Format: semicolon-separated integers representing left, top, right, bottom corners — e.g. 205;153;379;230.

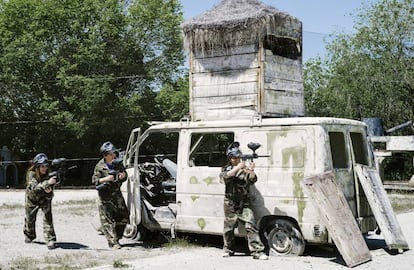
139;132;179;163
329;132;348;168
350;132;369;165
189;133;234;167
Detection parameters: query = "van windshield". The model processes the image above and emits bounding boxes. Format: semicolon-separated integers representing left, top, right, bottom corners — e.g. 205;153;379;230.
139;132;179;163
350;132;369;165
329;131;349;169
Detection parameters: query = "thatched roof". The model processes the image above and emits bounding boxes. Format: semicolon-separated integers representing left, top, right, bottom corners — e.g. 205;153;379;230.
182;0;302;53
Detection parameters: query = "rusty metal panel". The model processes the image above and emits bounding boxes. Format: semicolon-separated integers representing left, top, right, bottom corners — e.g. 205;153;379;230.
355;164;409;250
303;171;371;267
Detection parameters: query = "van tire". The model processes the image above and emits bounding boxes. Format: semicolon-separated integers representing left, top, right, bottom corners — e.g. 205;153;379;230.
124;224;148;241
265;219;305;256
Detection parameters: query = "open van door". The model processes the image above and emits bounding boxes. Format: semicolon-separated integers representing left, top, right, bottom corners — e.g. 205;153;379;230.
355;165;409;251
122;128;143;239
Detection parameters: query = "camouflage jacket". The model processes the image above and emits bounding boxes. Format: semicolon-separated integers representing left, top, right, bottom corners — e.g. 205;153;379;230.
219;165;257;206
92;158;127;199
25;171;54;204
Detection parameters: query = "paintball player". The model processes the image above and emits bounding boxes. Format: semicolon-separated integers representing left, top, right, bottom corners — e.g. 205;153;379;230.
219;142;268;260
23;153;57;250
92;141;128;249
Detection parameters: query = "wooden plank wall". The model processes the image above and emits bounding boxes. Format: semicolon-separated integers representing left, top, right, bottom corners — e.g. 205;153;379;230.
263;50;304;116
189;44;305;121
190;45;260;121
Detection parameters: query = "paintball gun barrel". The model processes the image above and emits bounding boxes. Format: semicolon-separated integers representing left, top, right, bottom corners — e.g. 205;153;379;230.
240;142;269;162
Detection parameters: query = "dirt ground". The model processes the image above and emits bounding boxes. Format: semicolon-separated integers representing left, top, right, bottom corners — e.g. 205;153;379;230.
1;189;414;270
0;189;176;270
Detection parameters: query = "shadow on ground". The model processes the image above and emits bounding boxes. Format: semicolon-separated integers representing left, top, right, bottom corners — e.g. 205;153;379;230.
57;242;89;249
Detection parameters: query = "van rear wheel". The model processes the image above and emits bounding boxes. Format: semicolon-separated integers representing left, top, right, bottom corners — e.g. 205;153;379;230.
265;219;305;256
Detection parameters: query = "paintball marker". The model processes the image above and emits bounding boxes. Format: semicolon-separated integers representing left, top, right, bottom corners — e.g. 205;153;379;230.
48;158;77;185
240;142;269;162
108;158;125;179
96;158;126;191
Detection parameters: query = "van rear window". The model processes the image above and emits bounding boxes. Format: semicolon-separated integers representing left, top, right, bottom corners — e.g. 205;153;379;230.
329;132;349;168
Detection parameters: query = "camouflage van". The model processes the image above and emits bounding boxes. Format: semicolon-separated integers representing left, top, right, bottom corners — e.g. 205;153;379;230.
121;116;377;255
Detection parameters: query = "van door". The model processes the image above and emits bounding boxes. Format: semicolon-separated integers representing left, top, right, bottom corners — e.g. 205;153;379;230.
122;128;142;238
328;131;357;216
126;129;180;234
349;131;377;232
175;130;234;234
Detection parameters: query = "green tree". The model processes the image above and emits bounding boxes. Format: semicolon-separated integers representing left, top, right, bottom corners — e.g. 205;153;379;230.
304;0;414;128
0;0;185;160
155;75;189;121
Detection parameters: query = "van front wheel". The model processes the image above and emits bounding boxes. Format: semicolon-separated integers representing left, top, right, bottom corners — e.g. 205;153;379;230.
124;224;148;241
265;219;305;256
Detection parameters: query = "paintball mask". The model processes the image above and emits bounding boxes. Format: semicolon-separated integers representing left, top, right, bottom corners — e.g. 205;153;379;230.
226;142;242;158
33;153;49;167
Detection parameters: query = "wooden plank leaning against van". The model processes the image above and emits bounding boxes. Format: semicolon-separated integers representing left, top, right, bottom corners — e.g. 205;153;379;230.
303;171;371;268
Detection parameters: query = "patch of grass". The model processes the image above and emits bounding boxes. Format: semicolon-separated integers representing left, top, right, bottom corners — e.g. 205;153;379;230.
43;254;78;270
8;256;40;270
42;254;98;270
1;203;24;210
113;259;130;268
56;199;97;216
65;205;96;216
388;191;414;213
56;199;97;206
162;235;196;249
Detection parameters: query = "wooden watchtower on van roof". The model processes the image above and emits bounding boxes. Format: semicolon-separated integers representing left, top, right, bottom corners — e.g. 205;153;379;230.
182;0;304;121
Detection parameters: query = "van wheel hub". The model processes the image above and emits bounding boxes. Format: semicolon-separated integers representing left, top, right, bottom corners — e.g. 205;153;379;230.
265;219;305;256
270;230;292;253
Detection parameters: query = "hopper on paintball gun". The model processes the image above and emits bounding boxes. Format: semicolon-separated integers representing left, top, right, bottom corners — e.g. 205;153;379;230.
48;158;77;185
240;142;269;162
107;158;125;177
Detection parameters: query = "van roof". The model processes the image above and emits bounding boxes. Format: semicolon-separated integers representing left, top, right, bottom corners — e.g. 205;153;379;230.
146;117;366;131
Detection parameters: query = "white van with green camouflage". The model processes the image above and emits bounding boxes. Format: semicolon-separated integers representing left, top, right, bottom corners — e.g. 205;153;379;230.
121;116;377;255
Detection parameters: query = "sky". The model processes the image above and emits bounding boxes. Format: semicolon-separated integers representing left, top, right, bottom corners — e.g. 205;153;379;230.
180;0;376;61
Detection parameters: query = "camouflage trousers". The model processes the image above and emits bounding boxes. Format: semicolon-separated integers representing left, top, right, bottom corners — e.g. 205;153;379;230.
223;199;265;256
23;198;56;244
98;193;129;247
